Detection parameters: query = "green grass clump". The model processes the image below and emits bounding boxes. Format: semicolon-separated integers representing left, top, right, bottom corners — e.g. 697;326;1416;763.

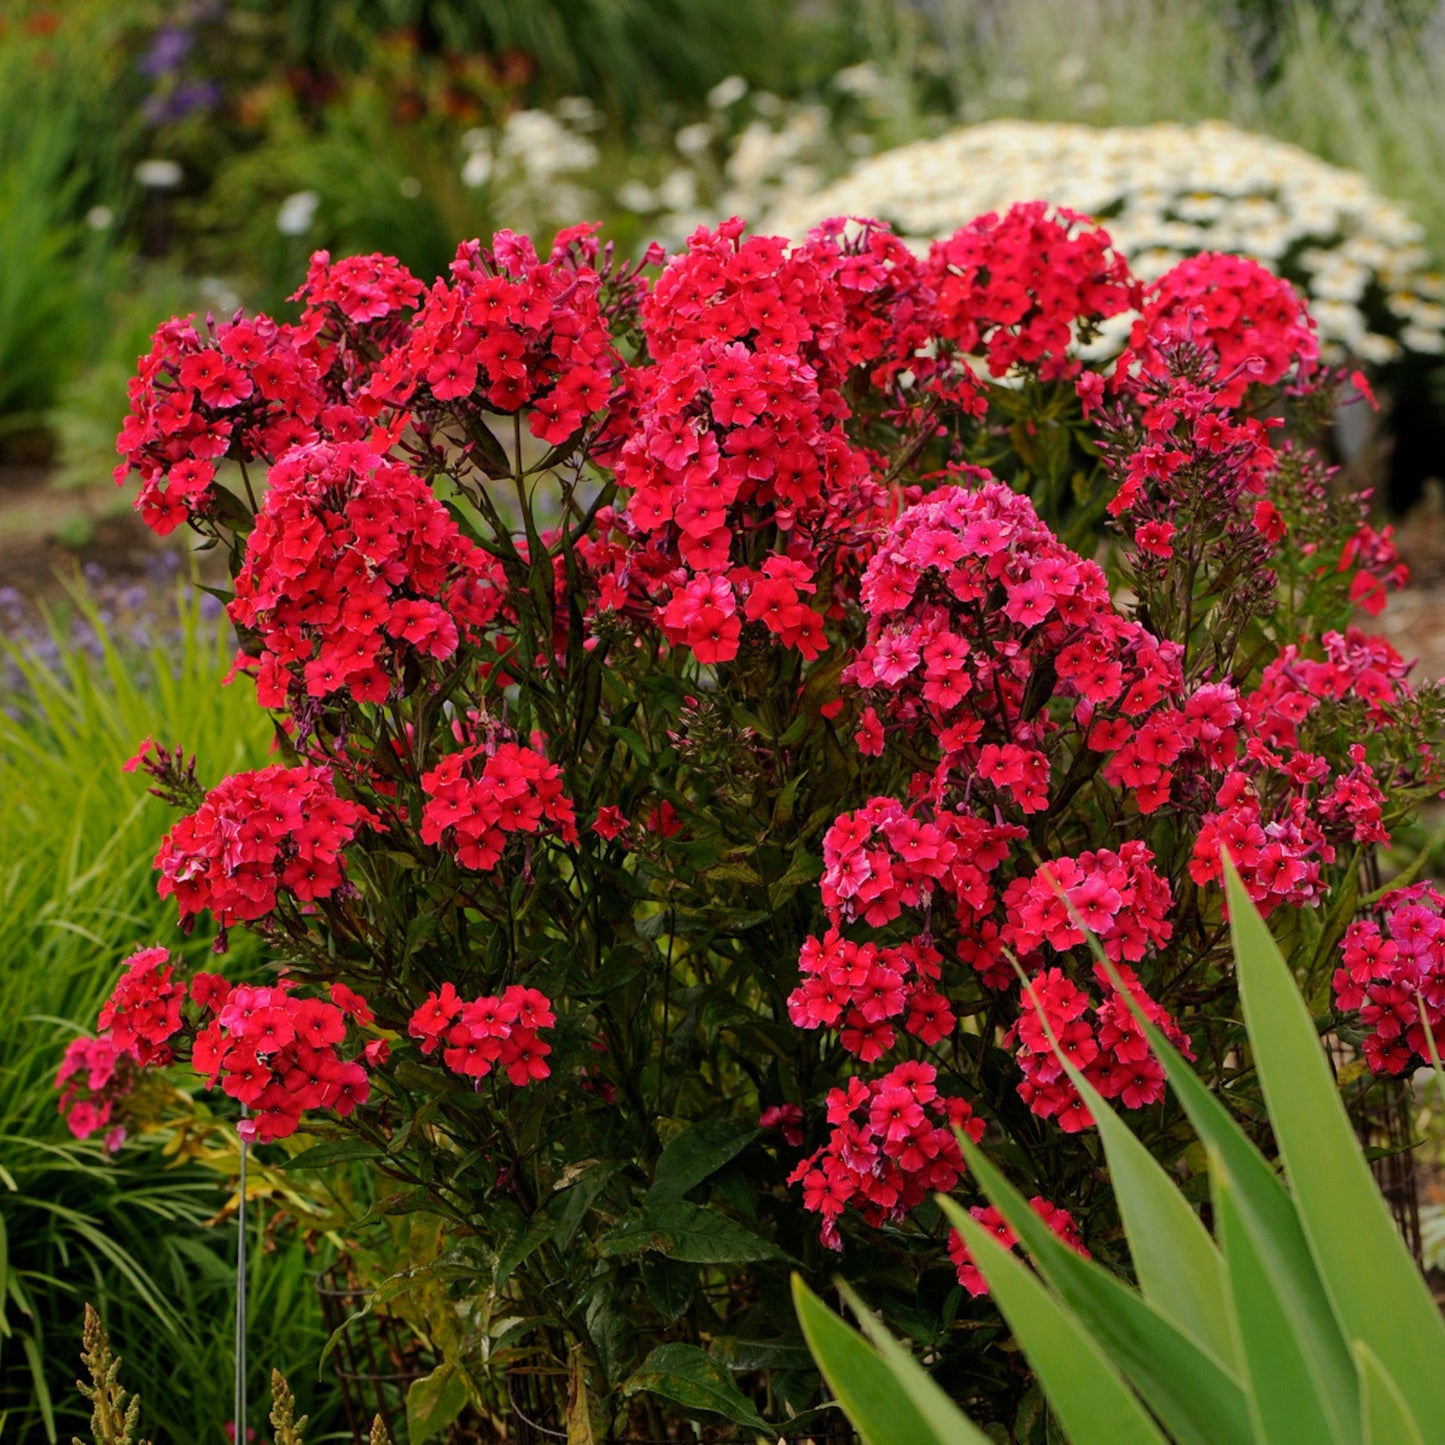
0;579;341;1441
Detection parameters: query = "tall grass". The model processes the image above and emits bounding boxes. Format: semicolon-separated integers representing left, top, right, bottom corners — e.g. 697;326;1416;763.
0;578;343;1441
0;4;136;432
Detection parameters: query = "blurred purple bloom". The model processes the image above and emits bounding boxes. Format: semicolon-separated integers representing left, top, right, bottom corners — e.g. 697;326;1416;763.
138;26;193;79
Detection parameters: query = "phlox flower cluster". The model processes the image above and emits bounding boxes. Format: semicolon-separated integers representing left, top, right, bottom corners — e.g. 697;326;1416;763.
228;439;508;709
788;929;956;1064
408;981;556;1085
927;201;1138;380
420;741;579;872
1188;633;1407;915
813;798;1021;932
1334;885;1445;1076
1128;251;1319;405
847;478;1168;795
593;218;949;667
787;1062;985;1250
1000;844;1174;967
1010;962;1191;1132
1337;519;1410;617
948;1196;1088;1297
1103;343;1279;529
55;1034;134;1151
115;251;424;535
190;977;377;1144
155;765;377;930
366;228;617;445
56;946;186;1147
56;950;378;1148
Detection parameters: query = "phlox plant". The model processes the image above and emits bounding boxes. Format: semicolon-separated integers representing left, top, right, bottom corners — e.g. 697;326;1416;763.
58;205;1445;1439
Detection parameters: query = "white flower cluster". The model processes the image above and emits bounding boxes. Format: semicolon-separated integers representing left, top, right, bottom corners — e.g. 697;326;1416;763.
459;101;601;231
764;119;1445;364
614;76;867;249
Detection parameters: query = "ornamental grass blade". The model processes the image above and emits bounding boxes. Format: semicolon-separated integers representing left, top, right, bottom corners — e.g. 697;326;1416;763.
1094;961;1360;1441
791;1276;988;1445
1225;860;1445;1425
948;1151;1253;1445
1354;1341;1424;1445
1025;997;1236;1372
1211;1155;1352;1445
944;1203;1167;1445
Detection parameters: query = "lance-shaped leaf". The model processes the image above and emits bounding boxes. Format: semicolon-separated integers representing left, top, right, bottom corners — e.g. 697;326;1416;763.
944;1202;1168;1445
622;1343;770;1432
595;1201;789;1263
1095;956;1361;1442
793;1276;989;1445
1211;1155;1352;1445
1355;1341;1424;1445
1226;861;1445;1426
1019;974;1236;1371
948;1152;1253;1445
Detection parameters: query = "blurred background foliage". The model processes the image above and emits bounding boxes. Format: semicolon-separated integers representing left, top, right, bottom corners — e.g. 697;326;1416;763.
5;0;1445;1439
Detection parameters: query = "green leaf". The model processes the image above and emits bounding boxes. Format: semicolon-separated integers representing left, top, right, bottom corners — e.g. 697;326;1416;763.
640;1253;696;1322
939;1178;1250;1445
1030;1017;1236;1371
20;1333;54;1444
279;1138;382;1170
493;1209;559;1293
1211;1157;1351;1445
1226;860;1445;1426
647;1118;759;1203
944;1205;1167;1445
710;1334;815;1372
1099;958;1362;1441
406;1361;469;1444
1355;1340;1425;1445
792;1277;986;1445
595;1201;788;1264
623;1342;770;1432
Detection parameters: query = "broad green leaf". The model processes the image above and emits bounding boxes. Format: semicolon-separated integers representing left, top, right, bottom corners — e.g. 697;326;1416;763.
1100;960;1361;1441
945;1204;1167;1445
1212;1158;1352;1445
793;1277;987;1445
710;1334;815;1372
940;1175;1251;1445
595;1201;788;1263
279;1137;382;1170
1226;861;1445;1425
406;1361;469;1444
640;1252;696;1321
1030;1005;1236;1371
647;1118;759;1203
622;1342;770;1432
1355;1341;1424;1445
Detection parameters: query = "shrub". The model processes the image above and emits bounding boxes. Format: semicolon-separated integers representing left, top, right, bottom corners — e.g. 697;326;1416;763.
70;206;1442;1436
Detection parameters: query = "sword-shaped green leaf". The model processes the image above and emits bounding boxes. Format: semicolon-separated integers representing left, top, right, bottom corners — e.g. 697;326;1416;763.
1355;1341;1424;1445
1212;1155;1352;1444
792;1276;988;1445
944;1203;1167;1445
1226;861;1445;1426
952;1148;1253;1445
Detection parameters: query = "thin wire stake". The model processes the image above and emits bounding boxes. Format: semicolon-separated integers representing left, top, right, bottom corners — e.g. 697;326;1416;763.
235;1106;249;1444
